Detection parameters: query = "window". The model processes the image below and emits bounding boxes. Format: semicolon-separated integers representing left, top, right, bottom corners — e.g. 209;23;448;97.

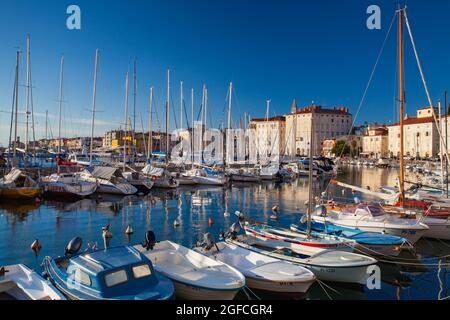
132;264;152;279
75;269;91;286
425;131;429;136
105;269;128;287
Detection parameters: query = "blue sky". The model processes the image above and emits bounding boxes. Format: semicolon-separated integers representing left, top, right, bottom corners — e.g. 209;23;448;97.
0;0;449;146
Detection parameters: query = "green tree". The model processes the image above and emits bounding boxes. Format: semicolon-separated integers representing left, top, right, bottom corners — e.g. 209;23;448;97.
332;140;351;156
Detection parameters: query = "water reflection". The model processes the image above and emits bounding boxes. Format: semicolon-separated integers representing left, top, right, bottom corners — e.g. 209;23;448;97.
0;167;449;299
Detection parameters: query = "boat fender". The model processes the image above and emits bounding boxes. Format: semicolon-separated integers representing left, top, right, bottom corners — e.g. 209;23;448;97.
208;217;214;225
300;214;308;224
354;197;361;204
272;205;279;213
314;205;327;217
142;230;156;251
102;224;113;239
65;237;82;257
125;225;134;235
31;239;42;253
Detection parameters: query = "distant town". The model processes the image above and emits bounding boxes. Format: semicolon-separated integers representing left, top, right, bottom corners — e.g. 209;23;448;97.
1;100;448;161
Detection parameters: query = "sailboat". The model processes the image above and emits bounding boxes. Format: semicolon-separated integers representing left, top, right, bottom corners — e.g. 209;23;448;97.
41;53;98;199
141;69;179;188
0;51;42;201
330;7;450;241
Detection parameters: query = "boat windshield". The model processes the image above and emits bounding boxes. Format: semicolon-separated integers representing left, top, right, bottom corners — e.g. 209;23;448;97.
366;205;385;217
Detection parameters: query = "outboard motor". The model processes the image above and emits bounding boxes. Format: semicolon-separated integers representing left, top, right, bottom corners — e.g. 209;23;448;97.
65;237;83;257
313;204;327;217
223;222;241;240
197;233;219;252
142;231;156;251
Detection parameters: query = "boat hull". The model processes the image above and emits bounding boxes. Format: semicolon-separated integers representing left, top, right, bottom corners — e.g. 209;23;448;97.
0;187;42;200
245;276;313;297
170;280;240;300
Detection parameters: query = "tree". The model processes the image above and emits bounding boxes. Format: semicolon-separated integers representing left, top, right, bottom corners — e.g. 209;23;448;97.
332;140;351;156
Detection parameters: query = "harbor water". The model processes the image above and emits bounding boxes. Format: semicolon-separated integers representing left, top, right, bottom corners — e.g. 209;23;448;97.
1;166;449;300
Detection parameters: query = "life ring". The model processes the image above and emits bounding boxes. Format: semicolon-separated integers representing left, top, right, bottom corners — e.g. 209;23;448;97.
151;176;157;182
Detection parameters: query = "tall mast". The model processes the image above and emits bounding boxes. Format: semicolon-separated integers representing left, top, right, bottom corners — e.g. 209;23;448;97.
266;99;270;122
90;49;100;164
57;55;64;156
25;35;30;153
45;110;48;142
180;81;183;130
191;88;194;164
13;51;20;162
166;68;170;165
307;108;314;238
398;7;405;206
147;86;153;162
133;58;137;134
123;72;129;171
140;112;147;158
439;100;444;191
446;90;448;198
226;82;233;166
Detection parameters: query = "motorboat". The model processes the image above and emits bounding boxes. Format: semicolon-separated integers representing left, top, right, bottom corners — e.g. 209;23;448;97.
0;168;42;200
79;166;137;195
42;238;175;300
40;172;97;199
319;203;429;244
195;229;315;298
243;219;356;256
67;153;103;166
227;235;377;285
121;169;154;193
258;164;280;181
0;264;66;300
290;208;408;257
142;165;179;188
227;168;261;182
135;232;245;300
192;168;228;186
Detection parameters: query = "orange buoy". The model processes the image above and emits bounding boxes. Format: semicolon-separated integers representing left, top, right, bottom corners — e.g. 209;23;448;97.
208;217;214;225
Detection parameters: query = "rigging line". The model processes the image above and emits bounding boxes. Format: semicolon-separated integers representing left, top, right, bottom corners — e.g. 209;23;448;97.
170;94;178;130
403;8;450;165
324;10;396;192
182;99;190;129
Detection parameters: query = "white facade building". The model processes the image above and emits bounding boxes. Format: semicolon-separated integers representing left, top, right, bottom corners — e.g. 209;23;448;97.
285;101;352;156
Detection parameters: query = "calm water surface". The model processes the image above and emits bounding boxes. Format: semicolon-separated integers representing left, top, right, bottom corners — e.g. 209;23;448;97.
1;166;449;300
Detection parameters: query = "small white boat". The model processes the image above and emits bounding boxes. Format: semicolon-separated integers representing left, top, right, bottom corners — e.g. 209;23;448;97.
170;170;197;185
0;264;66;300
134;236;245;300
227;168;261;182
229;236;377;285
192;168;228;186
259;165;280;180
142;165;179;188
196;240;316;298
41;172;98;199
122;170;154;193
80;166;137;195
421;216;450;240
321;203;429;244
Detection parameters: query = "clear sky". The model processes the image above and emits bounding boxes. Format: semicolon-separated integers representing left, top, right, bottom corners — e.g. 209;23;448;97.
0;0;449;146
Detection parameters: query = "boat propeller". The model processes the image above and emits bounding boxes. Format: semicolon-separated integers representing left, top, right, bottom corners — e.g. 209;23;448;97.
142;230;157;251
65;237;83;257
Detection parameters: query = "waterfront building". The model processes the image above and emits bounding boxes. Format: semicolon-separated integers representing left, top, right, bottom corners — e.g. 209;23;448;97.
322;135;362;157
361;126;389;158
285;100;352;156
249;116;286;157
387;106;439;158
